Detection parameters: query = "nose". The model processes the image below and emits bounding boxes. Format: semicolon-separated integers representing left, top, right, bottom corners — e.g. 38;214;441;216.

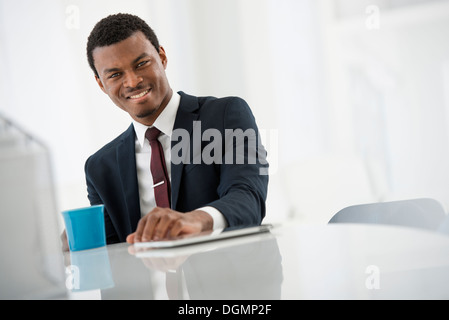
123;71;143;88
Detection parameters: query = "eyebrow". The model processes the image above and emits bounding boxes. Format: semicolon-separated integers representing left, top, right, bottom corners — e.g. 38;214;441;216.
102;53;151;76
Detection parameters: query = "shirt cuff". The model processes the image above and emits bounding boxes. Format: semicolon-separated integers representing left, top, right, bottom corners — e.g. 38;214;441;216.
198;206;228;230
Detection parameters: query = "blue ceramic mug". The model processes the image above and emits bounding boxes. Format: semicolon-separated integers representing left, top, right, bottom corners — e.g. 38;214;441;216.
62;205;106;251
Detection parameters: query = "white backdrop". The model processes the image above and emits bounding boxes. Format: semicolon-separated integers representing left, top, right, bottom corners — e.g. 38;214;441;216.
1;0;449;224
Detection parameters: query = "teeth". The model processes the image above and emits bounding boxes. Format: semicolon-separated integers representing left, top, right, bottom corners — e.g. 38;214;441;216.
130;90;149;99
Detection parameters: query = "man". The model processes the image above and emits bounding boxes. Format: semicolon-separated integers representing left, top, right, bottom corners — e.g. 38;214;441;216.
83;13;268;245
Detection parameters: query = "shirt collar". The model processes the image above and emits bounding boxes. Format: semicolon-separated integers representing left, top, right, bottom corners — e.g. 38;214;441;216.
132;91;181;149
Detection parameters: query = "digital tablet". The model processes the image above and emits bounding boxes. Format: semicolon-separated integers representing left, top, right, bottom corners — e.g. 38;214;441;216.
133;224;273;249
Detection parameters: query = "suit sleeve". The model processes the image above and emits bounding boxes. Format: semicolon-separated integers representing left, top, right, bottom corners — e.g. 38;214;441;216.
207;97;269;227
85;157;121;244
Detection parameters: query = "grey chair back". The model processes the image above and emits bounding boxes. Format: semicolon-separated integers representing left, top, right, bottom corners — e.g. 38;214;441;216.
329;198;447;231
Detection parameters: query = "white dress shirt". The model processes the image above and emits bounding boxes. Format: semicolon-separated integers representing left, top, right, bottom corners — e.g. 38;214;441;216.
132;91;227;230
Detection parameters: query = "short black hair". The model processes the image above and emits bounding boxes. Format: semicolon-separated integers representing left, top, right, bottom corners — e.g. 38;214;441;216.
86;13;160;77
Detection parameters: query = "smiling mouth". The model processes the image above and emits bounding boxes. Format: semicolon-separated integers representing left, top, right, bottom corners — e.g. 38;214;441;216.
128;89;150;99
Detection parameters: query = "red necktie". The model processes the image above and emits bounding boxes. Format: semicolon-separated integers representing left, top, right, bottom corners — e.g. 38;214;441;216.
145;127;171;208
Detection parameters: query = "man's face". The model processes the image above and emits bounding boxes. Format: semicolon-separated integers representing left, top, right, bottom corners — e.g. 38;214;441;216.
93;31;172;126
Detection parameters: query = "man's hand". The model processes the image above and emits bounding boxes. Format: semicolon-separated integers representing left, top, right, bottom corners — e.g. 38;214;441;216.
126;208;213;244
60;229;70;252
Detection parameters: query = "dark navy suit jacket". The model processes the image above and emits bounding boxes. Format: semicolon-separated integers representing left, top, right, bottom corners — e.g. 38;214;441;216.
85;92;269;244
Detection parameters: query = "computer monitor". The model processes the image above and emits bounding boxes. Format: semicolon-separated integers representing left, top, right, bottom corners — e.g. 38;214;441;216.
0;115;66;299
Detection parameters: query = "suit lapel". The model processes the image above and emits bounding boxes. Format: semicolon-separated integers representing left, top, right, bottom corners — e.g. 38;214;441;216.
116;124;141;231
171;92;200;209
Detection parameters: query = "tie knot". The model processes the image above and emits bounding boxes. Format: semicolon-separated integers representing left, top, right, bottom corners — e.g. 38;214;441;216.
145;127;161;142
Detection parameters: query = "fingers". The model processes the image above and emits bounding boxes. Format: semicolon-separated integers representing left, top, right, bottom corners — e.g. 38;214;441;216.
140;212;159;242
154;212;176;241
131;208;180;243
133;212;157;243
126;232;136;244
127;208;212;244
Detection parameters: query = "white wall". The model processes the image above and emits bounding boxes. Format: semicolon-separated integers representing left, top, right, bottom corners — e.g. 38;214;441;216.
318;0;449;214
1;0;449;224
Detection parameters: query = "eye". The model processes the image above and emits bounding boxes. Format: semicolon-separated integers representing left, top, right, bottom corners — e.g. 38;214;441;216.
109;72;121;79
137;60;149;68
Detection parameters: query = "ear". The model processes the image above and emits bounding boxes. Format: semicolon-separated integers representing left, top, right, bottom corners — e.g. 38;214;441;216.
158;46;168;69
95;75;107;94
